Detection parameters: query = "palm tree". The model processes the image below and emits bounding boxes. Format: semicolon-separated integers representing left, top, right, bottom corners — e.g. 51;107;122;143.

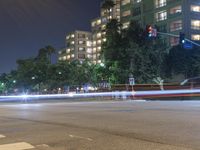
101;0;115;21
37;48;48;62
45;45;56;64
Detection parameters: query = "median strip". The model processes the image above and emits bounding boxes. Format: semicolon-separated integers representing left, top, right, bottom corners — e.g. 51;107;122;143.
0;142;34;150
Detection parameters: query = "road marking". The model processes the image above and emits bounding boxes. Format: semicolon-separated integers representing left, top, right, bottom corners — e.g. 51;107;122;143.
36;144;49;148
69;134;93;141
0;142;34;150
0;135;5;139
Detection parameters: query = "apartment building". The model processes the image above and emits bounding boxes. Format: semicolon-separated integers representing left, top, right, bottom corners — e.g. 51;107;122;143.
58;30;92;62
91;0;121;64
121;0;200;46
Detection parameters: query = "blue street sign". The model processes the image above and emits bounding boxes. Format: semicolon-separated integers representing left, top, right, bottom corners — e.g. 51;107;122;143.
184;41;193;49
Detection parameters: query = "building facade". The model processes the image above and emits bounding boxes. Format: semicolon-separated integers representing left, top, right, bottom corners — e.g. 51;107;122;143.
121;0;200;46
58;30;92;62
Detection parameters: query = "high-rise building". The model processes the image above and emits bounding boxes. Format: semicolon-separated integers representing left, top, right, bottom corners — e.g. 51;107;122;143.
91;0;121;64
121;0;200;46
58;30;92;62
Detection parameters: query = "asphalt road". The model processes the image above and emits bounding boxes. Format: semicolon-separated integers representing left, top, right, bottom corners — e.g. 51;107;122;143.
0;100;200;150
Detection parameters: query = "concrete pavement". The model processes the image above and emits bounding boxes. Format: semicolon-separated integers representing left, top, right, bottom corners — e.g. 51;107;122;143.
0;100;199;149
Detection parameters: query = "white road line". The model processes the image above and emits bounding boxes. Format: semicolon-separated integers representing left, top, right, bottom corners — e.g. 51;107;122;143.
0;142;34;150
36;144;49;148
69;134;93;141
0;135;5;139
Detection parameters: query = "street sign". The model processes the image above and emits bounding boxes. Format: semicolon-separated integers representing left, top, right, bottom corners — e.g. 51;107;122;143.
129;78;135;86
184;41;193;49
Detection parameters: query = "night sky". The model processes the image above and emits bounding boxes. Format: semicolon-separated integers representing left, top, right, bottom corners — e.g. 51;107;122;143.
0;0;101;73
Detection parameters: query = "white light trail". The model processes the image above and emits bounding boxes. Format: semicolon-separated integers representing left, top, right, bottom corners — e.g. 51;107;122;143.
0;89;199;101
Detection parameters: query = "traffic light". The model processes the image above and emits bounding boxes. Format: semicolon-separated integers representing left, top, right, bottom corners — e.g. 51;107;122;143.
146;25;157;38
179;32;185;44
146;25;153;37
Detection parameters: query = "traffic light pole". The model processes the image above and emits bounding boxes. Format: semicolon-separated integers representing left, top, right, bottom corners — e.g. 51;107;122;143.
157;31;200;47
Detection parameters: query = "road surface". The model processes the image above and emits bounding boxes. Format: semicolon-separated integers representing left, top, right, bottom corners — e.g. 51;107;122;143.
0;100;200;150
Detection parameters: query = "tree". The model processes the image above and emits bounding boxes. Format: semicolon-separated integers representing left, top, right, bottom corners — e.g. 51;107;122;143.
46;45;56;64
47;61;70;90
102;19;168;84
101;0;115;20
16;58;37;91
164;45;200;79
101;19;130;84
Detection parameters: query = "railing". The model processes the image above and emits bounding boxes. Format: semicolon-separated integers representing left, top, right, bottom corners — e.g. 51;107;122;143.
168;12;182;19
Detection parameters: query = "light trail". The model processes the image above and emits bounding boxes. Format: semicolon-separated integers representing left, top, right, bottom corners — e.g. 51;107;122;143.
0;89;200;101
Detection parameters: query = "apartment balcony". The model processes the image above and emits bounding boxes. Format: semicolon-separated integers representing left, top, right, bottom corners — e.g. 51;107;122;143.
167;0;182;6
191;26;200;30
168;12;182;19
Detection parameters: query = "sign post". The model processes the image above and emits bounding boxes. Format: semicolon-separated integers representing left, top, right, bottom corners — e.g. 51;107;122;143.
129;77;135;91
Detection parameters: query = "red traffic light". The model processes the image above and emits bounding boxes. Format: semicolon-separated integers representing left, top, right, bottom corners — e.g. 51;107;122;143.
146;25;157;37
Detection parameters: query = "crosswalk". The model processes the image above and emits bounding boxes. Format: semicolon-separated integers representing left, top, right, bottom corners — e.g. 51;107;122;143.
0;134;35;150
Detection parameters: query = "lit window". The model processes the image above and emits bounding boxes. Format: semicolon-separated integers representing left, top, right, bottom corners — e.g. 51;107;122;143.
93;48;97;52
66;49;70;53
87;48;92;53
98;60;102;64
155;10;167;21
93;41;96;46
122;10;131;17
192;34;200;40
66;36;70;40
79;47;85;51
86;41;92;47
102;25;106;30
97;40;101;44
63;56;67;60
170;6;182;14
121;0;130;6
97;19;101;25
102;32;106;35
170;37;179;46
71;34;75;38
191;20;200;30
97;47;101;51
155;0;166;8
122;22;130;29
78;41;84;44
102;17;107;23
97;33;101;38
71;41;75;44
87;54;92;58
133;0;141;3
91;21;96;27
191;5;200;12
170;20;182;32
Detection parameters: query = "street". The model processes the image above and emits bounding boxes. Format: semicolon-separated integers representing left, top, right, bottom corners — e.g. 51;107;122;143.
0;100;200;150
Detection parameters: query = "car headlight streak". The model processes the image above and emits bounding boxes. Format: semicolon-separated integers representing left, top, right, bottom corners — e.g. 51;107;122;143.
0;89;200;101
